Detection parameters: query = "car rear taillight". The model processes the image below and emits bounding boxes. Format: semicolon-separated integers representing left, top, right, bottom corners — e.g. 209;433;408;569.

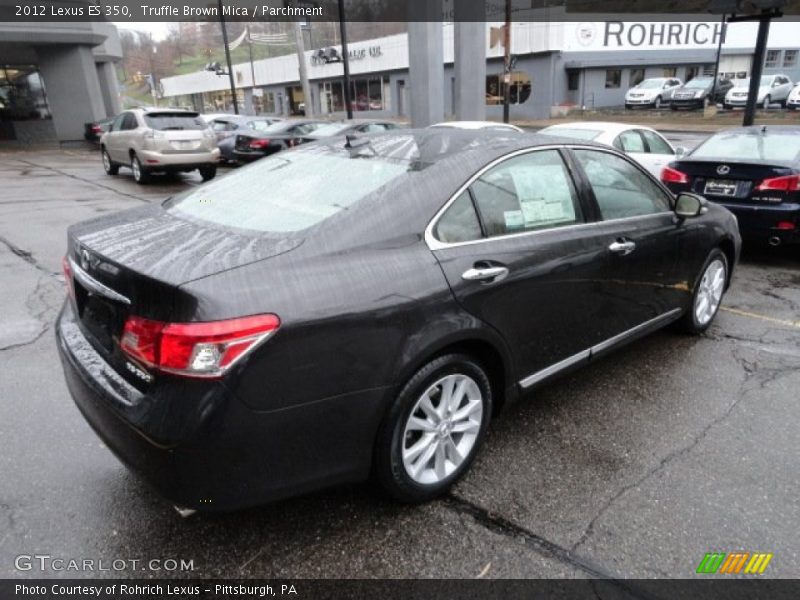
120;314;280;378
61;255;74;300
660;166;690;184
755;175;800;192
776;221;796;230
91;125;102;134
249;139;271;149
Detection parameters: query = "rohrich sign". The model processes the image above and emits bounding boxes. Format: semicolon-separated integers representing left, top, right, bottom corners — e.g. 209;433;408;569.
574;22;726;49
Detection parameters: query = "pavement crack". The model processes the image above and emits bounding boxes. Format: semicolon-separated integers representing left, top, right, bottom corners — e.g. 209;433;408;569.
14;158;151;204
0;235;59;278
443;494;612;578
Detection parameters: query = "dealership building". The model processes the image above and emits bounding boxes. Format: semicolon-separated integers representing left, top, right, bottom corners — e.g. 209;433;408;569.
161;19;800;121
0;20;122;143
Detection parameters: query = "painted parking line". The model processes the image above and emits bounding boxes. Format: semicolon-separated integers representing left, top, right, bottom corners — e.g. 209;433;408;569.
721;306;800;329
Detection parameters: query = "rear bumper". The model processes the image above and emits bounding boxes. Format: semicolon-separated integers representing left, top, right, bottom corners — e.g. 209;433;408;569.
56;302;386;511
138;148;220;168
715;201;800;244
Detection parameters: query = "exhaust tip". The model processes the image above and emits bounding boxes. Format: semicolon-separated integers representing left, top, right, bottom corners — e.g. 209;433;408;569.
768;236;782;247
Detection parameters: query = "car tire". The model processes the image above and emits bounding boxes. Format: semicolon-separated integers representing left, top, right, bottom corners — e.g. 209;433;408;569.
678;249;729;335
101;148;119;175
762;95;771;109
131;154;150;184
373;353;493;503
723;103;731;110
624;104;632;110
780;98;787;108
199;165;217;181
653;96;662;109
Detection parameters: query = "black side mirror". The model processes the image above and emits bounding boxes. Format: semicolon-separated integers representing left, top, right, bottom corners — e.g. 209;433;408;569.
675;192;707;219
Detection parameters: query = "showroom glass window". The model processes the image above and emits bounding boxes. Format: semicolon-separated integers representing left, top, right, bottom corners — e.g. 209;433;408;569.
572;150;671;220
629;69;645;87
765;50;780;69
466;150;583;238
605;70;621;89
0;65;51;126
485;72;532;105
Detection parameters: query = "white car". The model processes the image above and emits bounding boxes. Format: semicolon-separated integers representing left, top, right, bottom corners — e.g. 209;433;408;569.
429;120;524;133
624;78;682;109
723;74;794;109
538;121;685;178
786;82;800;110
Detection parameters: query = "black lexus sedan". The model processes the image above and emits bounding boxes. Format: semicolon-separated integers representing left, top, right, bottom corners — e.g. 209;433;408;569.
670;77;734;110
57;129;740;511
661;125;800;246
232;118;326;162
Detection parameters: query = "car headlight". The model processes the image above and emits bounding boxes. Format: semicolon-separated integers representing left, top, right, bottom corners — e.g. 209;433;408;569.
695;91;705;99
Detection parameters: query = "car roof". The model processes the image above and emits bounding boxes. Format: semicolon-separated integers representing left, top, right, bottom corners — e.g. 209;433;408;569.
430;121;524;132
542;121;658;135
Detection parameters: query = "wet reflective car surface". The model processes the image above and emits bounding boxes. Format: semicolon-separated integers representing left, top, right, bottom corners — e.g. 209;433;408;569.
57;129;741;511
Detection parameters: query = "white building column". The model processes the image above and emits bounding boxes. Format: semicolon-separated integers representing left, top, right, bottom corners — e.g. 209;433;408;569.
454;3;486;121
408;0;444;127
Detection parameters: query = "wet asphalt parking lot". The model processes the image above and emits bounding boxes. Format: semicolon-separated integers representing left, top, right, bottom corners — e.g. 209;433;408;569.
0;136;798;580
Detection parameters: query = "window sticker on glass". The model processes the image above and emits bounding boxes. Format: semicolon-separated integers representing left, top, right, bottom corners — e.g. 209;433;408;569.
504;210;524;230
511;165;576;226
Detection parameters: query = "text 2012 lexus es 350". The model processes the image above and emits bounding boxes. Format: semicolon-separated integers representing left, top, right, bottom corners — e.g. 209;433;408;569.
57;130;741;511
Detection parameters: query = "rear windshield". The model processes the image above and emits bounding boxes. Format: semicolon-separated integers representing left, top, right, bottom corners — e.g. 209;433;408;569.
540;127;601;141
691;131;800;162
165;148;409;232
144;113;206;131
309;123;351;137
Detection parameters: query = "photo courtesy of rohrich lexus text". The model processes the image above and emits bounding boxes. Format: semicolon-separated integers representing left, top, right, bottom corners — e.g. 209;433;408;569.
0;0;799;598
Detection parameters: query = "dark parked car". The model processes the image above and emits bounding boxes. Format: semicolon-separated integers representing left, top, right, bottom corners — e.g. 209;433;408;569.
299;119;401;143
84;117;113;143
57;130;740;511
211;116;284;163
233;119;326;162
670;77;734;110
661;125;800;246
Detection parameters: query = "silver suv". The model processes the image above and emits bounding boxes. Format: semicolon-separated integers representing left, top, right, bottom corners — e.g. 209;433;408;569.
100;108;220;184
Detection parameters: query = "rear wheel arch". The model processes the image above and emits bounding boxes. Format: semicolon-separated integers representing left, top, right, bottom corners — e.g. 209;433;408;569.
393;334;513;417
717;237;736;287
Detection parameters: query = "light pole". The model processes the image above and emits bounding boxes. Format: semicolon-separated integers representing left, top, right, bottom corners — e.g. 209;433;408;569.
338;0;353;119
218;0;239;114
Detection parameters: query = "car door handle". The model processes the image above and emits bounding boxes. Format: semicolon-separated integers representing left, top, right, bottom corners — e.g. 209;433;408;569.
609;239;636;256
462;266;509;283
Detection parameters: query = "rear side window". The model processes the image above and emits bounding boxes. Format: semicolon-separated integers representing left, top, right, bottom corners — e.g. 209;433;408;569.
121;113;138;130
572;150;671;220
166;150;408;233
435;191;482;243
143;113;206;131
470;150;582;237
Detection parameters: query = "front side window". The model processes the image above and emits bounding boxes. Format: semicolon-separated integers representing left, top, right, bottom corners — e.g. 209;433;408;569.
572;149;671;221
111;114;124;132
469;150;582;237
641;130;674;155
616;130;645;153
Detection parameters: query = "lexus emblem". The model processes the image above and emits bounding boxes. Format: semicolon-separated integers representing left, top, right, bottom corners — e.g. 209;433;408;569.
716;165;731;175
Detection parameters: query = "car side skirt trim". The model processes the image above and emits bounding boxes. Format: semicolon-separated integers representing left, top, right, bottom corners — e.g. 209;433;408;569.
518;308;682;389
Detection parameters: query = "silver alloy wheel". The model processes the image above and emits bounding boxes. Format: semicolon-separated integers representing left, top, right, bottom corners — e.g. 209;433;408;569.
763;95;771;109
654;96;662;109
102;150;111;172
402;373;483;485
694;258;726;326
132;156;141;181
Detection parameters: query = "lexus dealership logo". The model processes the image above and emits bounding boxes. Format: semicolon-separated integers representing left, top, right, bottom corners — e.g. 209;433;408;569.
576;23;597;46
717;165;731;175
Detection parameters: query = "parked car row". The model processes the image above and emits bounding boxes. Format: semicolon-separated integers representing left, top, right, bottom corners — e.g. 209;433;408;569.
624;75;798;111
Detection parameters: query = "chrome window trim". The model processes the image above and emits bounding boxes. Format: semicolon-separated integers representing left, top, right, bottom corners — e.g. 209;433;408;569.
424;144;675;251
518;308;682;389
69;258;131;306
